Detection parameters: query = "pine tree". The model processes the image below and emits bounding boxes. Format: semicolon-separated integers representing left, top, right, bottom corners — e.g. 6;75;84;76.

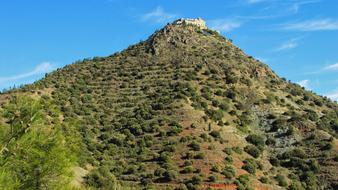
0;96;76;189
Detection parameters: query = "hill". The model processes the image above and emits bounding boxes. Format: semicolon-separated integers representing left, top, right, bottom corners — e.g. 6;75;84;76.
0;18;337;190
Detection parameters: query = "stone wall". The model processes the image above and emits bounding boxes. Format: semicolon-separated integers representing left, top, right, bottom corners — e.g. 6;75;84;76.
173;18;207;29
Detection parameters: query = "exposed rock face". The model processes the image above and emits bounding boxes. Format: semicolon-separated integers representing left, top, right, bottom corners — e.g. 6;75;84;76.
173;18;207;29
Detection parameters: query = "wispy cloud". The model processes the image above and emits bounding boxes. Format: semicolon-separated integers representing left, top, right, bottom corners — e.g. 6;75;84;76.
288;0;321;14
141;6;177;24
326;90;338;101
297;79;310;89
323;63;338;71
209;19;242;32
246;0;266;4
281;19;338;31
0;62;54;84
274;38;298;51
303;62;338;75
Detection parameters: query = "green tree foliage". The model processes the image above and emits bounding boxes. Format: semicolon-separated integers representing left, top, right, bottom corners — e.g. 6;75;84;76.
0;96;77;190
222;165;236;178
244;145;261;158
245;134;265;147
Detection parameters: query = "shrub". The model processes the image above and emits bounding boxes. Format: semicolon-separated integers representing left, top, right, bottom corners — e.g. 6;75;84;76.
163;170;177;182
275;174;288;187
215;90;223;96
208;175;217;182
289;181;305;190
219;102;230;111
140;176;153;186
223;147;232;155
175;184;188;190
194;152;205;159
281;148;307;159
260;176;269;184
200;133;208;141
210;130;221;139
242;162;256;174
244;145;261;158
168;122;183;136
185;183;197;190
154;168;166;177
206;109;224;122
271;118;287;132
159;151;171;162
211;165;220;172
190;123;198;128
246;134;265;147
265;137;276;146
183;160;192;166
190;175;202;185
225;156;233;164
232;146;242;154
212;100;220;107
189;141;201;151
269;157;280;166
223;165;236;178
236;174;250;186
182;166;194;174
285;126;295;136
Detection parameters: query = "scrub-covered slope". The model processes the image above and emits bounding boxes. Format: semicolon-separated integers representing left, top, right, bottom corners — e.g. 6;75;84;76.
1;18;337;190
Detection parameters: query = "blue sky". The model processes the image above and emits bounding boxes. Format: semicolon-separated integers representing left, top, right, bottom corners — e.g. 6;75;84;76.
0;0;337;101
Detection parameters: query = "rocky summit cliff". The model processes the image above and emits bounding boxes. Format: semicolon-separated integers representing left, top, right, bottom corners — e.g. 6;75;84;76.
1;18;338;190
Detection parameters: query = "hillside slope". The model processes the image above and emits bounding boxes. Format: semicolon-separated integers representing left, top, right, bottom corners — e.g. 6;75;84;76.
1;18;337;190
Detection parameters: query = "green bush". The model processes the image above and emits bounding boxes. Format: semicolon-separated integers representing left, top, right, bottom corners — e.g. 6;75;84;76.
194;152;205;159
269;157;280;166
206;109;224;122
275;174;288;187
208;175;217;182
223;147;232;155
246;134;265;147
210;130;221;139
232;146;242;154
163;170;178;182
219;102;230;111
189;141;201;151
242;162;256;174
190;175;202;185
222;165;236;178
235;174;250;188
244;145;261;158
211;165;220;172
289;181;305;190
182;166;194;174
225;156;233;164
260;176;269;184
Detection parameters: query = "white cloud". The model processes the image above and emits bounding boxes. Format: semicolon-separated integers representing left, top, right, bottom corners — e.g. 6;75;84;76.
0;62;54;84
297;79;310;89
288;0;321;14
326;90;338;101
209;19;242;32
274;38;298;51
281;19;338;31
323;63;338;71
141;6;177;23
246;0;266;4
